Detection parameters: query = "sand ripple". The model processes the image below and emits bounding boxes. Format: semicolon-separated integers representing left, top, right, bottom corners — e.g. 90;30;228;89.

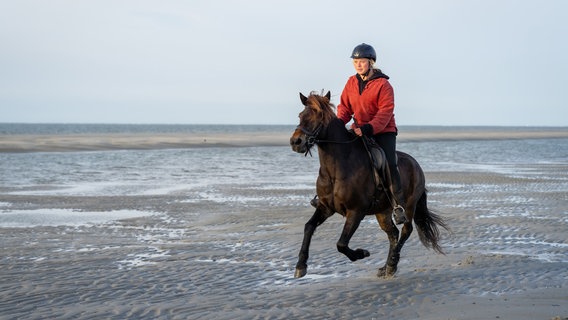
1;164;567;319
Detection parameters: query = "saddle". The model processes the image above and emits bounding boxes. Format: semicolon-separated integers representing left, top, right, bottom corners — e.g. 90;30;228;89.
361;136;390;192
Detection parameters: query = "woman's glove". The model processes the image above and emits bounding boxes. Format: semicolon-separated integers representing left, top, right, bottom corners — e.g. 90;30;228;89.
350;123;374;137
360;124;374;137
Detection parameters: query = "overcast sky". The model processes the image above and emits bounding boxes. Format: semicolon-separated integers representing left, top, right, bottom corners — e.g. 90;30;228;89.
1;1;567;126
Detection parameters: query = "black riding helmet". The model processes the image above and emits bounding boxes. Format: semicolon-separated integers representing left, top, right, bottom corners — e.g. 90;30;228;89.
350;43;376;61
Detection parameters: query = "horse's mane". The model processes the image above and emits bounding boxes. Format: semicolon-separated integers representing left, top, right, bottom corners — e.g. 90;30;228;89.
305;91;337;127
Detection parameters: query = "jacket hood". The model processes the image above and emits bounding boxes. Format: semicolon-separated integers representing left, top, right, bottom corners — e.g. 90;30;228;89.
369;68;389;80
355;68;389;82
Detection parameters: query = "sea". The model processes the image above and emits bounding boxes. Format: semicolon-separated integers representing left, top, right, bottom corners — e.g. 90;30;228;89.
1;123;567;198
1;122;568;318
1;123;567;260
1;124;567;193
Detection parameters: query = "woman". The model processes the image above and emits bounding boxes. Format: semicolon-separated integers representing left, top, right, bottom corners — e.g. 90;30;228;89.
337;43;406;225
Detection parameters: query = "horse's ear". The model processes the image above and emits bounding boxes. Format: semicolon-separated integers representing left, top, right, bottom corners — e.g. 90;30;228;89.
299;92;308;105
325;91;331;101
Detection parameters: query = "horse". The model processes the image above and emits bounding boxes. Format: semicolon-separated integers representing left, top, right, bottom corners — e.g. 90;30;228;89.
289;91;448;278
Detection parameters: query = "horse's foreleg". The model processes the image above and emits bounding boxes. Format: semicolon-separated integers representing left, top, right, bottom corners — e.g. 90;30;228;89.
376;213;400;278
336;211;370;262
295;208;331;278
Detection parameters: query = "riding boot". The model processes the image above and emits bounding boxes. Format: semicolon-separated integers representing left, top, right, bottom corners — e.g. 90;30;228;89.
310;195;319;208
390;165;407;225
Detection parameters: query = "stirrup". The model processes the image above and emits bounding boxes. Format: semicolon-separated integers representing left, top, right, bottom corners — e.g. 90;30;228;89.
393;205;407;225
310;195;319;208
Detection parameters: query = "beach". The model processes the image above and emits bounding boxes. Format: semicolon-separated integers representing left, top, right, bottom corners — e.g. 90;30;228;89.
0;126;567;319
2;126;568;152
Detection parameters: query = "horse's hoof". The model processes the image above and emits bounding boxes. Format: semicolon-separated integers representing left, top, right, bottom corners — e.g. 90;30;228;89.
377;265;397;278
294;268;307;278
377;266;387;277
355;248;370;259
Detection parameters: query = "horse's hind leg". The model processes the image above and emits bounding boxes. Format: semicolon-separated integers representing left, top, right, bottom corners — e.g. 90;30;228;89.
336;211;370;262
394;202;415;254
295;208;332;278
376;212;400;277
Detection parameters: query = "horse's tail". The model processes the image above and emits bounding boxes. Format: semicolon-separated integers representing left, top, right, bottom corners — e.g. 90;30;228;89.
413;190;449;254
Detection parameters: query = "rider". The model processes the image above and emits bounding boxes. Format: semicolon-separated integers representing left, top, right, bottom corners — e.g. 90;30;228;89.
336;43;406;225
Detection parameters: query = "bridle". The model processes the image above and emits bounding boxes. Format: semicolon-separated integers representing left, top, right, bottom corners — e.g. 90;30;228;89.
296;115;359;157
295;122;323;157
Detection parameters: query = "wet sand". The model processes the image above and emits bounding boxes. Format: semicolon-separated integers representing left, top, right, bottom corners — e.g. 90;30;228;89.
1;129;567;319
2;126;568;152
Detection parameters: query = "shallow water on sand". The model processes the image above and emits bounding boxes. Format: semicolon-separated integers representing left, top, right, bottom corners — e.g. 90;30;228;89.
1;139;567;256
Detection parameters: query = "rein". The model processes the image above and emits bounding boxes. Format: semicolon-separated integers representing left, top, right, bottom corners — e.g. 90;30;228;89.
296;122;360;157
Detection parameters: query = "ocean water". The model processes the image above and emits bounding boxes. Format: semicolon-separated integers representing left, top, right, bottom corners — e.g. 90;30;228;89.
0;124;568;198
0;146;318;198
404;138;568;171
1;124;567;263
0;123;294;135
1;124;567;199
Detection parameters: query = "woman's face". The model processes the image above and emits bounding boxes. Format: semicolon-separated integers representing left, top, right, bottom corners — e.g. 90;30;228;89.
352;58;370;75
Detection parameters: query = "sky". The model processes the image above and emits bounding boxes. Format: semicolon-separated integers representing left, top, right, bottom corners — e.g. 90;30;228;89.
1;0;567;126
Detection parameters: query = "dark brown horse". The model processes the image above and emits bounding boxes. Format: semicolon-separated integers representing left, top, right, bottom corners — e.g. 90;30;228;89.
290;91;448;278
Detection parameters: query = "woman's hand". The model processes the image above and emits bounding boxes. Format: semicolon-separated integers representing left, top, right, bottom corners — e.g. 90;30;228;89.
350;123;370;137
350;123;363;136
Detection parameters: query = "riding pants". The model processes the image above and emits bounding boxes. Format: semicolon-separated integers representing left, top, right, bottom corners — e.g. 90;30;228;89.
372;132;397;168
372;132;403;199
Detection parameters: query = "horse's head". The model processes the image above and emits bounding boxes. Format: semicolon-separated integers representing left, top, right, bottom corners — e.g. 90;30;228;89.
290;90;335;155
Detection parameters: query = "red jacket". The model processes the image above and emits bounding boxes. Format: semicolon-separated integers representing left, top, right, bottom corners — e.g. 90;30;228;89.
337;71;397;135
